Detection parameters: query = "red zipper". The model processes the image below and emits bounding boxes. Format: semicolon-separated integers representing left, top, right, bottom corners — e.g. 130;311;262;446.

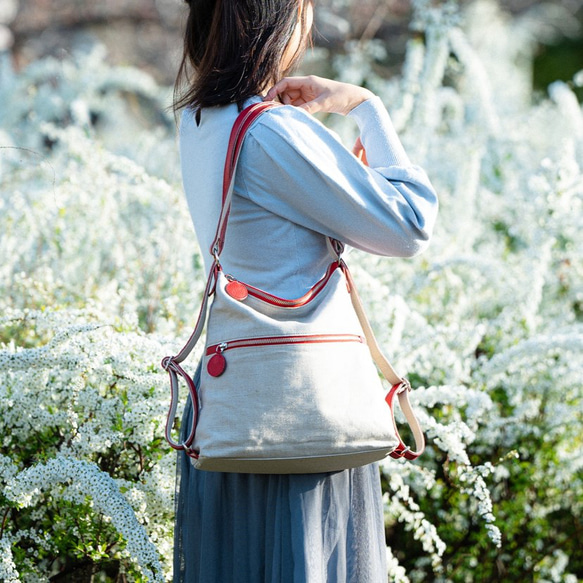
207;333;365;354
205;333;366;377
224;261;344;308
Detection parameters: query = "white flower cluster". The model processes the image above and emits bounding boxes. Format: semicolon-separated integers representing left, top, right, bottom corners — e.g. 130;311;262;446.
382;470;447;570
386;545;410;583
4;455;165;582
0;51;200;570
0;47;206;339
0;534;20;583
0;309;181;579
535;550;579;583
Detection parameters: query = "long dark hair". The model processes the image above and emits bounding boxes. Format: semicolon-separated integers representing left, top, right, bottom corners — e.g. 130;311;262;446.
174;0;312;112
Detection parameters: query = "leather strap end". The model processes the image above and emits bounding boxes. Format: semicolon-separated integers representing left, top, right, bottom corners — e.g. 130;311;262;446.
386;381;425;460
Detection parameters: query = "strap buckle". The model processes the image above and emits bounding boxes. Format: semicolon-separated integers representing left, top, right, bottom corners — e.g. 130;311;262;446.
326;237;345;263
390;444;412;459
184;445;199;460
212;243;221;266
162;355;175;372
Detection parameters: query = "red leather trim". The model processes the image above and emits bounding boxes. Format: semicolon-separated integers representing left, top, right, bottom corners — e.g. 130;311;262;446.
163;357;199;453
224;102;277;197
240;261;342;308
386;382;421;460
339;260;352;292
206;333;365;356
216;103;277;252
211;102;280;257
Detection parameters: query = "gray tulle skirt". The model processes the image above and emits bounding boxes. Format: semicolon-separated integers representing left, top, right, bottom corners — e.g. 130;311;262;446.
173;365;388;583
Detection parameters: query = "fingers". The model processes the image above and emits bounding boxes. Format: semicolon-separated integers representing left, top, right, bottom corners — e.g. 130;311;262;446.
264;76;326;115
264;75;326;106
352;137;369;166
264;77;310;102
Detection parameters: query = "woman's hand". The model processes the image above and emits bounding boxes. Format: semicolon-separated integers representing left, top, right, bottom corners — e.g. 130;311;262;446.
264;75;374;116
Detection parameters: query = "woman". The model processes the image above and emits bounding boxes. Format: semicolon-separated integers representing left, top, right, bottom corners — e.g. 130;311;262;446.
173;1;438;581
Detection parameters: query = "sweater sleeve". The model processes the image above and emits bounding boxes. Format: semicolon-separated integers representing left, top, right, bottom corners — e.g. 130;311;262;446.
237;97;438;257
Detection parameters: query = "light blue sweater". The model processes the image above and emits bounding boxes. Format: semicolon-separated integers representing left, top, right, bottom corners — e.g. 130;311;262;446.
179;95;438;298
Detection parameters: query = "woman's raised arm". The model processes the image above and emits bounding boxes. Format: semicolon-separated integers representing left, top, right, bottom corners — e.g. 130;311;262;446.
264;75;375;116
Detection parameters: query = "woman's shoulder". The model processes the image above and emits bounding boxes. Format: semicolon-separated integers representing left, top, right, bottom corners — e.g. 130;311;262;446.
247;101;344;153
254;100;329;129
178;99;344;161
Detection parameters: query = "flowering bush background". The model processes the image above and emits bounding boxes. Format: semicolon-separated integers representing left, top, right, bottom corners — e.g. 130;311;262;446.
1;0;582;581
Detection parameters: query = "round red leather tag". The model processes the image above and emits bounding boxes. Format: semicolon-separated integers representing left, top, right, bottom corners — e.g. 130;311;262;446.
225;280;248;301
207;353;227;377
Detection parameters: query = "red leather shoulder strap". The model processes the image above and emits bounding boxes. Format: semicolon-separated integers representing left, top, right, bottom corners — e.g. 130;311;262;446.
210;101;280;259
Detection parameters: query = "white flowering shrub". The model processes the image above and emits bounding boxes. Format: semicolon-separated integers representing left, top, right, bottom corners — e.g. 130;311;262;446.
0;46;204;581
1;0;582;581
0;310;175;581
325;1;583;580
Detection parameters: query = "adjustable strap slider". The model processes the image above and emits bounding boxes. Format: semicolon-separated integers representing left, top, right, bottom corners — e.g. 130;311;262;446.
161;355;175;371
390;445;412;459
212;242;221;266
184;445;200;460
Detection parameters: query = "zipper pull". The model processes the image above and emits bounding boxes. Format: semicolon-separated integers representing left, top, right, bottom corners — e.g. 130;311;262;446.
225;279;249;301
207;343;227;377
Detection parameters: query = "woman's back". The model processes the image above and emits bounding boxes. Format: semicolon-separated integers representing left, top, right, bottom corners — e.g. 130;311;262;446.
179;99;329;298
180;96;437;299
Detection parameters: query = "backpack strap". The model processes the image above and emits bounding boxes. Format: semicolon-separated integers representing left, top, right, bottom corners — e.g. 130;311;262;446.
162;102;278;454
